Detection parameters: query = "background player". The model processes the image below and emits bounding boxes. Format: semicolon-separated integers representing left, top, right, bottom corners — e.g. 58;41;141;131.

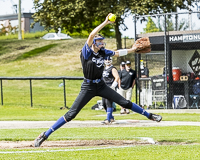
34;13;162;147
102;56;119;124
118;60;136;114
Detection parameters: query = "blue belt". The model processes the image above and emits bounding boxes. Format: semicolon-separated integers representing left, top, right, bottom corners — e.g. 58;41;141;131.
84;78;102;84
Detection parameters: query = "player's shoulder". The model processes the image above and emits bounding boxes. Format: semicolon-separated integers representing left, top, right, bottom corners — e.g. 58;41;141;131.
104;49;115;56
111;65;117;70
81;42;93;60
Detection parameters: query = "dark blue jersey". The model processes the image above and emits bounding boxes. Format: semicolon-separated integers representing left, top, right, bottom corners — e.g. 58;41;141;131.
81;43;115;79
119;69;136;90
103;65;115;86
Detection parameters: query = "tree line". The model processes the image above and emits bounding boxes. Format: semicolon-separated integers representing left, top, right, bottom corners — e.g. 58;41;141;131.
32;0;199;49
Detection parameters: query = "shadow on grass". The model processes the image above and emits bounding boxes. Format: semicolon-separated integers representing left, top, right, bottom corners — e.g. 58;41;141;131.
14;43;58;61
159;139;197;143
0;42;10;56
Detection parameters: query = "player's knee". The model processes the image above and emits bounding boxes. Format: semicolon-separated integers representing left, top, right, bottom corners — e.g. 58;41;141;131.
123;100;132;109
64;112;77;122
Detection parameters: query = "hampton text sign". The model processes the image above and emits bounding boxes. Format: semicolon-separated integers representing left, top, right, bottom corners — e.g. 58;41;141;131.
169;33;200;43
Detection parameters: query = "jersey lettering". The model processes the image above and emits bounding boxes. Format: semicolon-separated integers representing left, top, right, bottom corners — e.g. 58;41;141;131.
92;57;104;68
103;70;109;77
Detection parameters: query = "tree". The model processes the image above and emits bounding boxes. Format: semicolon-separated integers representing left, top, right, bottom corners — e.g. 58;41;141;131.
0;0;22;39
143;17;159;33
143;15;189;33
0;22;18;36
32;0;197;50
164;17;189;31
178;18;189;31
165;18;175;31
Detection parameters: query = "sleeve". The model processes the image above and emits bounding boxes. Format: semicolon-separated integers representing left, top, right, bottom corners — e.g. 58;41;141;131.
82;42;92;60
104;49;115;57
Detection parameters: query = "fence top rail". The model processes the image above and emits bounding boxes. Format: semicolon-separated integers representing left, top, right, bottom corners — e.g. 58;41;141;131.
0;76;84;80
135;11;200;18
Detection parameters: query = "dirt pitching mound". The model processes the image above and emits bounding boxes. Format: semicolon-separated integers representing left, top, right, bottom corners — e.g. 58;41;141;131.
1;140;196;149
0;140;156;149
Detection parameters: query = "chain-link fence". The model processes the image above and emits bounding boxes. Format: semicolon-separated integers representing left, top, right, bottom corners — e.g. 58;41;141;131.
135;11;200;109
0;77;87;108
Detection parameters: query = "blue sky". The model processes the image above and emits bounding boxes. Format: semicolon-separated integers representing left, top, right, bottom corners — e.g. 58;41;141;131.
1;0;200;38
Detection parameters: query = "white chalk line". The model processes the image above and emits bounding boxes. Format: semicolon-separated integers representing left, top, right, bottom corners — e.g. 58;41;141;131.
0;145;136;154
0;137;155;154
50;137;156;144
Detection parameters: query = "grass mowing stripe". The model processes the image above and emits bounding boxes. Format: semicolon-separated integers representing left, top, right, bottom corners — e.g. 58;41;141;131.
0;145;136;154
14;44;58;61
1;145;200;160
1;126;199;143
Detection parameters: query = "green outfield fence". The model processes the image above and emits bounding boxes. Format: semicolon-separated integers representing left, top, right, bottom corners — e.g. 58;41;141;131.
0;77;84;107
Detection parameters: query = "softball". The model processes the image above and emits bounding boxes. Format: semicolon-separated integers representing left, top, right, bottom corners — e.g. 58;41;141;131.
108;14;116;22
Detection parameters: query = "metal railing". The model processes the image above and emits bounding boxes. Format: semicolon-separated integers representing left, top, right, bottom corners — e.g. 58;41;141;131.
0;76;84;107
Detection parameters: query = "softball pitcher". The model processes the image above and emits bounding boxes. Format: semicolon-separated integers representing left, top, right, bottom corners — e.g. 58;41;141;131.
34;13;162;147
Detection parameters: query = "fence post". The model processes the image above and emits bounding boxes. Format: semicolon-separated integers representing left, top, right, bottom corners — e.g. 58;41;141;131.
63;79;66;108
164;14;168;109
134;14;138;104
30;79;33;107
0;80;3;105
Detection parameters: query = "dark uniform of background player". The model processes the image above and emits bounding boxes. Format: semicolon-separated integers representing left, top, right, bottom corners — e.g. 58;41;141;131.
118;61;136;114
102;56;119;124
34;13;162;147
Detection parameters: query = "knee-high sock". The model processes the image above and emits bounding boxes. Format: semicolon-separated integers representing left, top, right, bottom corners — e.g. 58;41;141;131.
106;107;113;121
45;116;66;137
131;103;150;118
110;108;114;119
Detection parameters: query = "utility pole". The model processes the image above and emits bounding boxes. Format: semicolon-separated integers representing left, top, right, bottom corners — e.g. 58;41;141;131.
18;0;22;40
175;7;178;31
188;2;192;30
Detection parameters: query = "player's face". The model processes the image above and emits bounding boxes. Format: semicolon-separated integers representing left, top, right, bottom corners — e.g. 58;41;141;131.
104;56;112;66
120;65;125;70
125;64;131;70
95;39;106;50
104;59;111;66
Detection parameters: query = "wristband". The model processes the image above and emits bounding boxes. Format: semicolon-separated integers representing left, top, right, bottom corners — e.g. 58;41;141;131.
118;49;127;56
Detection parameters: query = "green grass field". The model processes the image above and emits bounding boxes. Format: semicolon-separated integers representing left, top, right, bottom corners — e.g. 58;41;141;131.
0;126;200;142
1;145;199;160
1;104;200;121
0;126;200;159
0;38;199;159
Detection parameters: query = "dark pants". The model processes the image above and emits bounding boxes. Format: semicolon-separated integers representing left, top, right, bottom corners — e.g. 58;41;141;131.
102;97;113;111
102;84;112;111
64;80;132;121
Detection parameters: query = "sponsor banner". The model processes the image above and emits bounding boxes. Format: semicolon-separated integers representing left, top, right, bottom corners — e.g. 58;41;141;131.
169;33;200;43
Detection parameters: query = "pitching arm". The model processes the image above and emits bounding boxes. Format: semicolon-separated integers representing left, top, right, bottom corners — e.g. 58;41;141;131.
87;13;114;47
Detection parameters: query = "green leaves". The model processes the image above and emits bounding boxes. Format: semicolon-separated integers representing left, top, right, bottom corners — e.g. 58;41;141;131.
143;17;159;33
32;0;197;49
